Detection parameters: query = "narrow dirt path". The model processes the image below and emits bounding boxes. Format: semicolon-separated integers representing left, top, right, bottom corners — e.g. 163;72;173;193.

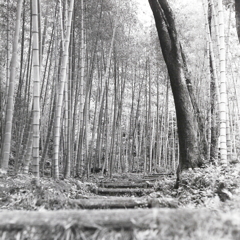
1;168;240;239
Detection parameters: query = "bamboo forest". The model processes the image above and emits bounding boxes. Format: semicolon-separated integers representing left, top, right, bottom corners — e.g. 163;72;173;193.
1;0;240;239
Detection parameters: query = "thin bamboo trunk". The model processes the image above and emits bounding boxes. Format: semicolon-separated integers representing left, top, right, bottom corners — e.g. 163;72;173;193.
77;0;85;176
207;0;221;162
5;0;10;105
1;0;23;173
41;96;55;175
171;111;176;172
32;0;41;180
53;0;74;179
163;80;169;168
218;0;228;165
14;1;26;173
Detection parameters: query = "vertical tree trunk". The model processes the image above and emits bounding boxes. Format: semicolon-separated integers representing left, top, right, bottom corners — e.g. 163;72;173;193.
206;0;220;163
180;45;208;158
148;0;203;186
235;0;240;43
171;111;176;172
1;0;23;173
32;0;41;180
163;80;169;169
13;0;26;173
155;71;160;169
22;110;33;174
53;0;74;179
77;0;85;176
41;96;55;175
218;0;228;165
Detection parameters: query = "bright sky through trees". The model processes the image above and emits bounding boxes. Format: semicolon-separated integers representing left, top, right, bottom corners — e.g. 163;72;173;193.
135;0;153;26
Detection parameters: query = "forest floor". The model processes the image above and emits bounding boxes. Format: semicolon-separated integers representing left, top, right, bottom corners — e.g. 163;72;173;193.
0;163;240;239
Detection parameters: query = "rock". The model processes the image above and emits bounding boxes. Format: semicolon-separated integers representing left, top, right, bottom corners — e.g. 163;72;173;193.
217;189;232;202
216;182;232;202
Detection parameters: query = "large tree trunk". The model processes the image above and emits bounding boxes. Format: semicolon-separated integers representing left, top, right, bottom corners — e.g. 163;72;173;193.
180;45;208;158
148;0;203;185
235;0;240;43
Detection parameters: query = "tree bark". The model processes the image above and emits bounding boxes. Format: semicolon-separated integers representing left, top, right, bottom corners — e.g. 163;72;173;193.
148;0;203;186
94;187;154;195
68;197;177;209
68;197;149;209
0;209;238;240
180;46;208;159
99;182;154;188
235;0;240;43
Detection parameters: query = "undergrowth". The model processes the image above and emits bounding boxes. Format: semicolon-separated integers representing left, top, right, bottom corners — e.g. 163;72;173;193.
155;163;240;209
0;163;240;211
